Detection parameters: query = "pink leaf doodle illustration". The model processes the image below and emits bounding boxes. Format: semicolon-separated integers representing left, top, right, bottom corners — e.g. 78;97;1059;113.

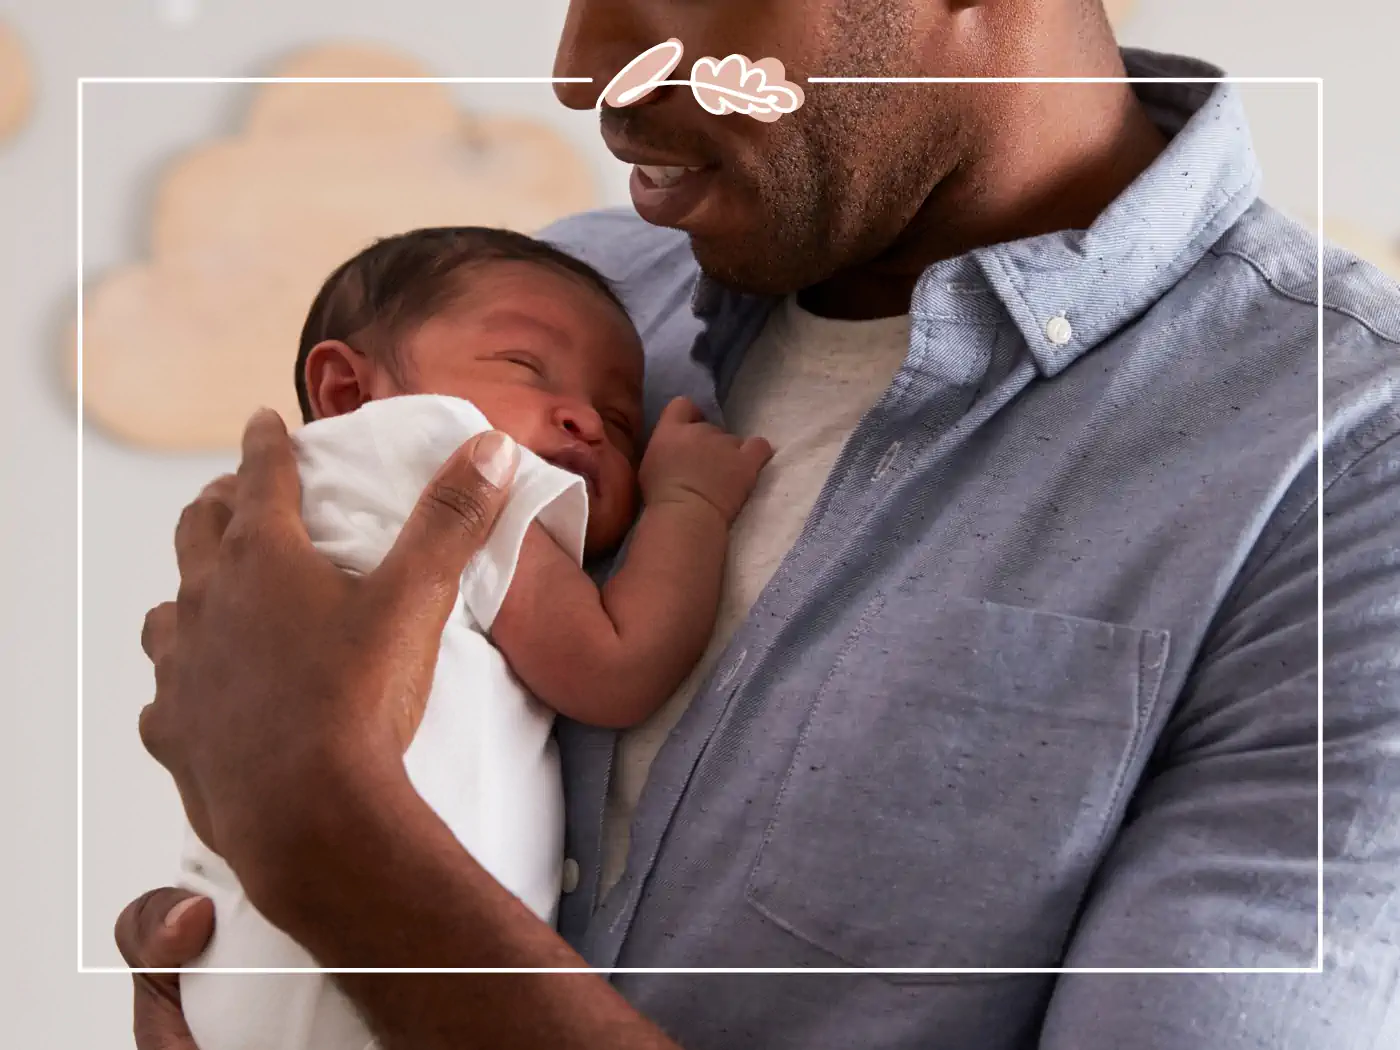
598;42;806;124
598;38;685;110
690;54;805;123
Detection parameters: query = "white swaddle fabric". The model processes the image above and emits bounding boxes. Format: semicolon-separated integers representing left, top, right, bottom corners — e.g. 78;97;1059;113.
178;394;588;1050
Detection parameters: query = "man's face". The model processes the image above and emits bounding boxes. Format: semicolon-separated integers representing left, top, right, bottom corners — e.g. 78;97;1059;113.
554;0;976;296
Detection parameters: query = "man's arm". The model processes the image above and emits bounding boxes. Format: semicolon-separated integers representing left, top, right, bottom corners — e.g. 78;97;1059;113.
117;785;684;1050
265;763;682;1050
1038;434;1400;1047
491;496;728;728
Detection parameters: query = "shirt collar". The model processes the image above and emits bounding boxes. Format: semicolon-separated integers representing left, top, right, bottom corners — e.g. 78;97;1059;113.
692;49;1262;378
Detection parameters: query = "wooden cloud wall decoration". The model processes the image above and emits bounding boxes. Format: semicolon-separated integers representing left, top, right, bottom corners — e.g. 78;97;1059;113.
1321;218;1400;284
0;19;33;143
1104;0;1139;27
76;43;599;451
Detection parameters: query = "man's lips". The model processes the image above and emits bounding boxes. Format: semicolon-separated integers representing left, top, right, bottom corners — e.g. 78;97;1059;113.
634;162;710;188
599;128;714;171
542;444;602;497
626;163;719;229
601;132;722;228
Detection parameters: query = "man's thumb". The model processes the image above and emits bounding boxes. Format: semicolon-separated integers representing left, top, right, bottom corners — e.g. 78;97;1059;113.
115;888;215;969
374;431;519;615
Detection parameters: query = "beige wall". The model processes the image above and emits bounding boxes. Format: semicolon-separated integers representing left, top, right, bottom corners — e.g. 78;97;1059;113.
0;1;1392;1045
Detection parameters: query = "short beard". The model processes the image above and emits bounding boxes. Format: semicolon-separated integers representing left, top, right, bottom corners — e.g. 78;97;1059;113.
688;3;961;296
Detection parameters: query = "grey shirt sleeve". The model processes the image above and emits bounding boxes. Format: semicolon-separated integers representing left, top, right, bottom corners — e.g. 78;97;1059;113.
1038;432;1400;1048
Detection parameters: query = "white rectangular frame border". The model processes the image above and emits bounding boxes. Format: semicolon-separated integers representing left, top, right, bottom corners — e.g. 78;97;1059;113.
76;73;1326;977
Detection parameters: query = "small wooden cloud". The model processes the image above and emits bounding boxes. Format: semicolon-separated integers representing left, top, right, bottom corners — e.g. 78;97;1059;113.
1321;219;1400;283
76;43;599;450
1104;0;1139;28
0;19;33;143
1300;215;1400;285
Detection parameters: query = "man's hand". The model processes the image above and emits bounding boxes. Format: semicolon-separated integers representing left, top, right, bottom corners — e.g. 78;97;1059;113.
114;888;214;1050
129;408;686;1050
638;396;773;523
137;408;520;917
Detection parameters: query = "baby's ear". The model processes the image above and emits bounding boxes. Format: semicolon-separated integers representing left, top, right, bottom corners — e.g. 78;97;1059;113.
303;340;374;419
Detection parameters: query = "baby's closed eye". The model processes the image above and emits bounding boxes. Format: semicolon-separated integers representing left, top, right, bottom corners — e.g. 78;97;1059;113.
494;350;547;376
604;411;639;450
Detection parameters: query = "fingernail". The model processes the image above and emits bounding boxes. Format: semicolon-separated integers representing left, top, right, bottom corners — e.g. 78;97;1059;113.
164;896;207;930
472;431;518;489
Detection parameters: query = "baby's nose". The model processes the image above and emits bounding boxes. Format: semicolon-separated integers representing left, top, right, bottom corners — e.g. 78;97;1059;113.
554;401;605;443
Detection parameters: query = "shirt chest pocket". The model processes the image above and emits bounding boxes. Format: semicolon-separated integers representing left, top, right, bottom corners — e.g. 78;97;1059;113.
745;586;1169;973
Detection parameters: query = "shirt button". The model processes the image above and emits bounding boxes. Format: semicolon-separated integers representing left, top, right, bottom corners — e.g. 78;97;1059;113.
561;858;581;894
1045;314;1073;345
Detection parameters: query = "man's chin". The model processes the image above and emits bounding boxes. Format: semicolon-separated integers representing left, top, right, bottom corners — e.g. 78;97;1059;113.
690;237;817;299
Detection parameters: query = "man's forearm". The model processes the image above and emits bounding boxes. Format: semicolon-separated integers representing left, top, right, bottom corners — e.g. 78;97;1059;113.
251;767;682;1050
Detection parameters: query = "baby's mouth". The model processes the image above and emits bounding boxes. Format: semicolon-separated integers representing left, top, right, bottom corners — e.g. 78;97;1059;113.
542;445;601;498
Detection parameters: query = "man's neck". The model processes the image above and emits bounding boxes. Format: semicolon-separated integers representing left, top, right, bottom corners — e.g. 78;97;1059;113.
802;44;1169;321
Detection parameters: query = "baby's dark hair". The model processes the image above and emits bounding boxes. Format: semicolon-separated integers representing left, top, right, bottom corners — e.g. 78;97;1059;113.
294;226;627;422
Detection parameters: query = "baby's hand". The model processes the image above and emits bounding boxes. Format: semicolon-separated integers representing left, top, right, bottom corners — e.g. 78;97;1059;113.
640;397;773;524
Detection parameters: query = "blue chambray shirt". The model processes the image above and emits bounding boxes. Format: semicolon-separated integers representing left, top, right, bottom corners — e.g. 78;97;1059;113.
539;49;1400;1050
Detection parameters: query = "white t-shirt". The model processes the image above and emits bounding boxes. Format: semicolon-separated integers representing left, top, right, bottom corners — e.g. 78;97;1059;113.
178;394;589;1050
601;296;912;896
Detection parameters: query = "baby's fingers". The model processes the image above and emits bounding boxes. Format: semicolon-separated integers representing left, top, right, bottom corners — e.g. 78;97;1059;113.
739;436;774;472
657;396;703;428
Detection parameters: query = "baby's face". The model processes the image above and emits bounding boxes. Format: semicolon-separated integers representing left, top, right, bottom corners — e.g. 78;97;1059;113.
395;262;645;555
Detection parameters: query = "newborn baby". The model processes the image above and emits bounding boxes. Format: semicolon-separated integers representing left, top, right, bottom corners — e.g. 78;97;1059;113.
176;226;771;1050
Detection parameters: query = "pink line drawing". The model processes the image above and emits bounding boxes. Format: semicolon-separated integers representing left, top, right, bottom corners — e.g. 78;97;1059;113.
597;39;805;123
599;39;686;109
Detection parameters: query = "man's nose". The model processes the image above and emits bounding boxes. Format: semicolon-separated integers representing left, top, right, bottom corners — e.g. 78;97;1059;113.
552;0;661;111
554;401;606;443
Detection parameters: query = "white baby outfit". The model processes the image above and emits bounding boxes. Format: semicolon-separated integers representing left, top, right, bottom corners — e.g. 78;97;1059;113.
178;394;589;1050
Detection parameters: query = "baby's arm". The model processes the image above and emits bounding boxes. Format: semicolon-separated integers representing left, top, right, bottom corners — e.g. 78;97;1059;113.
492;507;723;728
491;398;772;728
